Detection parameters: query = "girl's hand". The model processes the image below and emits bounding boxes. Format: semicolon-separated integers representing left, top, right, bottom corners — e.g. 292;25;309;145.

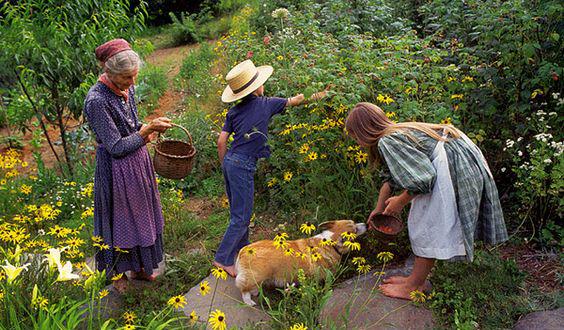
366;208;380;230
383;195;406;216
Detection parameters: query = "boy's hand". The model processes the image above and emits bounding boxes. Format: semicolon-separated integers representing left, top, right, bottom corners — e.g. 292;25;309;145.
310;84;333;101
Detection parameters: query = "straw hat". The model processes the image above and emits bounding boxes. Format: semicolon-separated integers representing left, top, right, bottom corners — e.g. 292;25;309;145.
221;60;273;103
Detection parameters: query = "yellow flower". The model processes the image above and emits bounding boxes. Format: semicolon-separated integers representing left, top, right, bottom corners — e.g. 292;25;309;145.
299;144;310;154
221;196;229;208
189;310;198;324
461;76;474;82
451;94;464;100
209;309;227;330
352;257;366;265
341;231;357;241
300;222;316;235
357;264;371;274
277;55;284;61
355;151;368;164
122;311;137;324
307;151;318;161
0;290;4;301
531;89;543;99
295;252;307;260
111;273;123;281
343;241;361;251
212;267;228;280
284;248;295;256
244;246;256;256
441;117;452;125
447;76;457;83
377;251;394;263
1;260;30;283
115;247;129;254
319;238;336;247
290;322;308;330
267;177;279;188
283;171;293;182
124;325;135;330
167;295;187;309
273;232;289;242
311;252;322;262
273;240;288;250
409;290;427;303
20;184;32;195
21;161;28;167
91;236;103;243
66;237;84;248
46;247;64;269
199;280;211;296
98;289;109;299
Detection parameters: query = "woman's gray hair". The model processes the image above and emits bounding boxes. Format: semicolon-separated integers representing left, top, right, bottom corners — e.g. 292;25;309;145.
104;50;142;75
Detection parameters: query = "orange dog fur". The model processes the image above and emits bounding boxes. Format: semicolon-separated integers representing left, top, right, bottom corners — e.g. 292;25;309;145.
235;220;367;306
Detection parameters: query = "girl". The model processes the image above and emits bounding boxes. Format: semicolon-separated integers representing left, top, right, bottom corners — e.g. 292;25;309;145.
345;102;508;300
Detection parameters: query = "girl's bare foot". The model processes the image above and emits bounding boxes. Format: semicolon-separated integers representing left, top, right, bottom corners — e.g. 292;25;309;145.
379;280;432;300
130;269;157;282
113;275;129;294
212;261;237;277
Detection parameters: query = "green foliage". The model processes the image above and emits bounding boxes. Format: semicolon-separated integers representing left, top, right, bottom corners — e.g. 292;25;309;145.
169;12;201;46
135;64;168;117
430;250;528;329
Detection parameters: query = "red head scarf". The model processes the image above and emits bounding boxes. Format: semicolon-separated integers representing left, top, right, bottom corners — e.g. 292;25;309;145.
95;39;131;64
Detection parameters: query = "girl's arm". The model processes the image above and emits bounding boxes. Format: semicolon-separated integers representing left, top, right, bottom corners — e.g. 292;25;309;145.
367;182;392;229
383;190;415;216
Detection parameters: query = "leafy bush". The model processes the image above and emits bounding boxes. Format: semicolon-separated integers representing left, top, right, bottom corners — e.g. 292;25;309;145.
169;12;201;46
135;64;168;116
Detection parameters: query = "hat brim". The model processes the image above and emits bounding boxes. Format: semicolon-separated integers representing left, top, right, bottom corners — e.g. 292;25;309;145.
221;65;274;103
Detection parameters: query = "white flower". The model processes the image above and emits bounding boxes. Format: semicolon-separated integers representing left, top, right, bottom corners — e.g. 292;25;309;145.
501;167;506;172
272;8;290;19
56;261;80;282
517;137;523;142
505;139;515;148
558;98;564;106
517;151;523;157
37;229;45;236
544;158;552;164
552;92;560;99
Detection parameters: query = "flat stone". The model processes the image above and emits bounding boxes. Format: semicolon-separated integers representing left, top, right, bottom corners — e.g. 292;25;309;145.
181;275;271;329
320;259;435;329
513;308;564;330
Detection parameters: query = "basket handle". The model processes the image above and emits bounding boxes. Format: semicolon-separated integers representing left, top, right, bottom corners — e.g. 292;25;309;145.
156;123;193;145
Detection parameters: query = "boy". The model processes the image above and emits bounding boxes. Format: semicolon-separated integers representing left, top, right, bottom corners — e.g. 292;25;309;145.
214;60;327;276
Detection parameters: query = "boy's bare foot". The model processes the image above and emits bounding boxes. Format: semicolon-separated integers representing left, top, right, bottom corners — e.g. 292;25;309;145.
130;269;157;282
113;275;129;294
212;261;237;277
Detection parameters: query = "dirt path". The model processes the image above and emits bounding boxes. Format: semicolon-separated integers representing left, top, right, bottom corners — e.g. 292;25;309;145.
1;43;198;171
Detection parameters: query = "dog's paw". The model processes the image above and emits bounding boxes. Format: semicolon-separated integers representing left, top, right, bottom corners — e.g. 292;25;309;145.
242;292;256;306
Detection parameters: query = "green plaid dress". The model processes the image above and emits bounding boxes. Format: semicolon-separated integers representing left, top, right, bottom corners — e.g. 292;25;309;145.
378;130;508;261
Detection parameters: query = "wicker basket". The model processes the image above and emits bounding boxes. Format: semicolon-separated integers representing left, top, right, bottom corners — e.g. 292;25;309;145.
153;123;196;179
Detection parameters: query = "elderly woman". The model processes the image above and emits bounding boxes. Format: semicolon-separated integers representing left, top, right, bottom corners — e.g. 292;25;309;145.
84;39;171;293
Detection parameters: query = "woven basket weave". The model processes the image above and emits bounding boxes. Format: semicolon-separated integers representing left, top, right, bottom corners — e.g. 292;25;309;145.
153;123;196;179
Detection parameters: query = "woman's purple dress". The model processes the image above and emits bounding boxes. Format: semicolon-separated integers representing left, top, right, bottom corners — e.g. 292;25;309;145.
84;82;164;277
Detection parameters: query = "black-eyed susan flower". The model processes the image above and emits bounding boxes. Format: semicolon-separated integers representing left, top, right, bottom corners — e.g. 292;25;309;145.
352;257;366;266
319;238;336;247
284;248;295;256
244;247;256;256
300;222;316;235
267;178;278;188
212;267;227;280
377;251;394;263
283;171;293;182
343;241;361;251
115;247;129;254
357;264;371;274
295;252;307;260
307;151;318;161
289;322;308;330
91;235;103;243
167;295;187;309
189;310;198;324
311;252;322;262
199;281;211;296
124;324;135;330
341;231;357;241
273;232;289;242
409;290;426;303
122;311;136;324
273;240;288;250
299;144;310;154
209;309;227;330
111;273;123;281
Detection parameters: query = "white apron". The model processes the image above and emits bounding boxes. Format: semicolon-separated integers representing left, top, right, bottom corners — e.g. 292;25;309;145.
407;133;466;259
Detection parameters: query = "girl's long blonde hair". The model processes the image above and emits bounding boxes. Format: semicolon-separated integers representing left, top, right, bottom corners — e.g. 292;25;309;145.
345;102;461;164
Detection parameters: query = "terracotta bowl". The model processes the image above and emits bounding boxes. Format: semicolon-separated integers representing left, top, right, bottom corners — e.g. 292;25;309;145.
370;213;404;236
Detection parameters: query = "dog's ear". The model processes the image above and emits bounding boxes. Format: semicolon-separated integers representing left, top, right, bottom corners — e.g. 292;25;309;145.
318;221;335;232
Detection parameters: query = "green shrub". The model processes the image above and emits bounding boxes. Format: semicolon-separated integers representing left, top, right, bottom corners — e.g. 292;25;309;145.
169;12;201;46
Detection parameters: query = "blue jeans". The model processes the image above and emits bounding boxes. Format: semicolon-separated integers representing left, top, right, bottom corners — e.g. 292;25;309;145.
214;152;257;266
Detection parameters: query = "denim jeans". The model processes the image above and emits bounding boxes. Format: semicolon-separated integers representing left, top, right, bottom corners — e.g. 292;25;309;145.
214;152;257;266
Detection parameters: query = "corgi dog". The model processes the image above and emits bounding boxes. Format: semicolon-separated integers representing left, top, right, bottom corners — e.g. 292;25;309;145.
235;220;367;306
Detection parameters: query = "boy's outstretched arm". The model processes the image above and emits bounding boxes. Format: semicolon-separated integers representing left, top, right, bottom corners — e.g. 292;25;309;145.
218;131;229;164
286;86;332;107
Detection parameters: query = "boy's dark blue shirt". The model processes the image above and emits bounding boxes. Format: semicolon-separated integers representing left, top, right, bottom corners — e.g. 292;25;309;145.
222;94;287;159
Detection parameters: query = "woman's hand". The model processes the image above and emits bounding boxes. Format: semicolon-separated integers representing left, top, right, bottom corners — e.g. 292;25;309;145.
149;117;172;133
383;195;407;216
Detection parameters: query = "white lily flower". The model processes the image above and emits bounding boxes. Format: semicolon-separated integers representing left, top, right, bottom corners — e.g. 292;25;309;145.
56;261;80;282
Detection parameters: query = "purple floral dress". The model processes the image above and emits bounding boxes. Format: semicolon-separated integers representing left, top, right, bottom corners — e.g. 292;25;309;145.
84;82;164;277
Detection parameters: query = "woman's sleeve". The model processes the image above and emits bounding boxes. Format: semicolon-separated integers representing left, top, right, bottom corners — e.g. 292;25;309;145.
84;97;145;158
377;134;436;194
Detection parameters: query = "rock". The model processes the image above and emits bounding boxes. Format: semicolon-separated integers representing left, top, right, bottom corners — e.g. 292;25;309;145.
181;275;271;329
320;259;435;329
513;308;564;330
